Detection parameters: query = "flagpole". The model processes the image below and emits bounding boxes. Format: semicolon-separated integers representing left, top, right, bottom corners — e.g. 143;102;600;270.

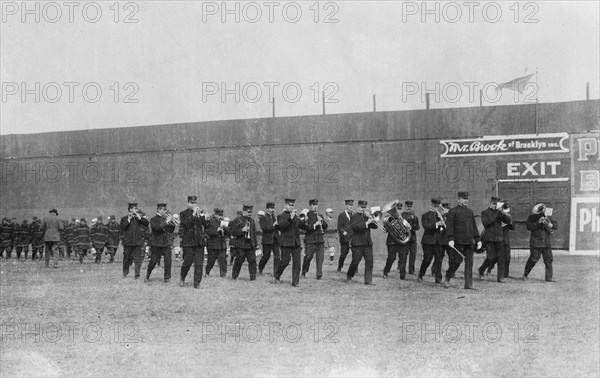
535;67;539;135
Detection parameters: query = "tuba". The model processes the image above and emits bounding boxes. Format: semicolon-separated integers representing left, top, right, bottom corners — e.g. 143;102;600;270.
381;200;412;245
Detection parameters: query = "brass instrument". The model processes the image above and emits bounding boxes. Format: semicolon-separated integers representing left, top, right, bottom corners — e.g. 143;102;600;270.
540;215;554;234
532;203;554;234
360;207;387;233
165;210;180;226
434;207;447;230
192;204;206;218
381;200;412;244
245;221;251;239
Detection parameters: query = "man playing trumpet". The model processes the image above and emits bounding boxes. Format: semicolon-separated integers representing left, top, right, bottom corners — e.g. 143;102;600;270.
120;203;149;278
206;208;229;278
523;203;557;282
347;200;379;285
258;202;280;277
301;199;329;280
179;196;211;289
146;203;176;284
477;196;513;283
274;198;303;287
418;198;445;284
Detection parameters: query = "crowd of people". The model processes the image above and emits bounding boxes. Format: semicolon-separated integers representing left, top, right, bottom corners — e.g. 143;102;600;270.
0;192;557;289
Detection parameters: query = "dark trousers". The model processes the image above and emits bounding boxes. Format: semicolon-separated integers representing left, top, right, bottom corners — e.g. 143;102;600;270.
206;248;227;277
383;244;407;278
486;243;511;277
347;245;374;284
524;247;553;281
302;243;324;278
276;246;301;286
181;246;204;285
337;243;350;271
445;244;474;289
123;245;143;277
94;246;105;263
78;248;88;263
478;241;506;281
16;246;29;259
147;246;172;281
419;244;443;282
106;247;117;262
230;248;237;264
406;239;417;274
232;248;257;280
44;241;60;267
32;246;43;260
258;243;281;276
0;246;12;258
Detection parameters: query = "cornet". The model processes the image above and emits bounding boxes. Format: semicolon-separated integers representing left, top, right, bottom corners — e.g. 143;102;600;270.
192;204;206;218
434;207;447;230
165;210;180;226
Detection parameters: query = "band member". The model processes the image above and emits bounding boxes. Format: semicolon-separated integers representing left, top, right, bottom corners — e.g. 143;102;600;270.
383;202;408;279
106;215;121;263
76;218;91;264
478;197;513;282
15;220;32;260
402;200;420;275
231;205;258;281
146;203;176;283
347;200;378;285
337;199;354;272
258;202;280;277
230;210;243;266
41;209;64;268
206;208;229;278
91;216;109;263
30;217;45;260
274;198;303;286
302;199;329;279
0;218;14;259
486;202;515;278
120;203;149;278
179;196;210;288
418;198;445;284
445;192;481;290
437;202;452;276
524;203;557;282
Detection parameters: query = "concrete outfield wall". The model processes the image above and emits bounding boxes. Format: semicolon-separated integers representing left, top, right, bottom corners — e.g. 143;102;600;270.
1;100;598;250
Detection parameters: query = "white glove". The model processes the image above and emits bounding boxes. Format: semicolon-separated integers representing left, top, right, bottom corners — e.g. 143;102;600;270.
448;240;455;248
477;241;482;250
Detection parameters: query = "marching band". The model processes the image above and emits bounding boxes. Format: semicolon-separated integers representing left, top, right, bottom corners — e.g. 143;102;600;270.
0;191;558;289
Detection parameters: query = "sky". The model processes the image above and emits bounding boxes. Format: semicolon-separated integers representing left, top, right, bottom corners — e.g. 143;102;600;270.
0;0;599;135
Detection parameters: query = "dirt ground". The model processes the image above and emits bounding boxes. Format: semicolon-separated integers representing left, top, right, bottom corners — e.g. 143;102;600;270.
1;250;599;377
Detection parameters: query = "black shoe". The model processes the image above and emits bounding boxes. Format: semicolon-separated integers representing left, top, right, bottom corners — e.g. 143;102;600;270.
498;279;507;283
465;287;478;290
400;276;406;280
478;270;485;280
383;273;388;279
301;273;306;279
522;275;528;281
444;280;450;288
179;280;184;287
435;280;442;284
336;269;342;273
365;282;375;286
316;276;322;280
545;279;557;283
144;277;149;283
345;277;351;283
417;277;423;283
194;284;200;289
164;279;170;283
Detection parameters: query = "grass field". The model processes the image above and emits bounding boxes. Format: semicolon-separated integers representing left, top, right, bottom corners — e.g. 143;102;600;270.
1;250;599;377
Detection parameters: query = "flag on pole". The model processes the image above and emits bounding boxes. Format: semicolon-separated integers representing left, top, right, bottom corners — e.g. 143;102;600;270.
496;73;535;94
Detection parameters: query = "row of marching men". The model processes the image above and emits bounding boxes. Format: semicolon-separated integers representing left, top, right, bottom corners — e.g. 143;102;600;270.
0;215;122;264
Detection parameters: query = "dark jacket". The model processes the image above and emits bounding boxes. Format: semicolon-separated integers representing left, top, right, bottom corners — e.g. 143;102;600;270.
401;210;420;242
206;216;230;250
420;210;440;246
337;211;353;245
304;210;328;244
41;214;64;242
526;213;556;248
481;208;512;242
446;205;480;245
30;221;45;248
179;208;211;247
0;223;13;248
76;224;91;248
91;223;109;248
259;213;278;245
106;221;121;247
230;216;257;249
16;223;32;247
350;213;378;247
277;211;301;248
502;219;515;246
150;214;175;247
119;215;149;246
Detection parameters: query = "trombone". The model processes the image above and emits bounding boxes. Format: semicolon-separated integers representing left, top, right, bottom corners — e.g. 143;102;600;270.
361;207;387;233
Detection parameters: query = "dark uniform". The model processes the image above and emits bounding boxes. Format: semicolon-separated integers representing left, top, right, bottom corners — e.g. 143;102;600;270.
437;202;452;277
76;219;91;263
337;199;354;272
445;192;480;289
383;202;409;279
0;218;14;259
120;205;149;278
146;204;176;283
347;200;378;285
524;204;557;282
302;199;329;279
206;209;230;278
229;211;243;265
30;217;45;260
91;217;109;263
179;198;211;288
106;216;121;263
275;199;303;286
231;205;259;280
15;220;32;259
258;203;281;277
418;199;445;284
478;197;513;282
401;201;421;274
